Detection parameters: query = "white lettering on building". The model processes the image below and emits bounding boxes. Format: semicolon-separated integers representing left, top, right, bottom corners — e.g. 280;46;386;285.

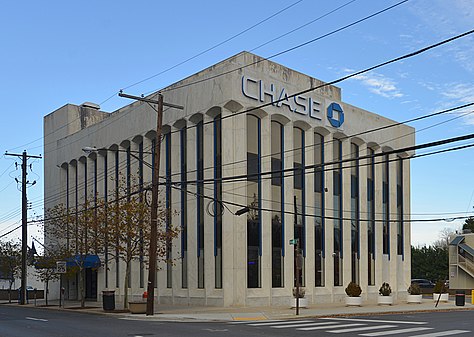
242;75;322;120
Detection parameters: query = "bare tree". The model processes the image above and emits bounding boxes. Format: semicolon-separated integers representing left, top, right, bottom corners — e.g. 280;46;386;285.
95;184;178;309
45;199;100;308
0;240;21;303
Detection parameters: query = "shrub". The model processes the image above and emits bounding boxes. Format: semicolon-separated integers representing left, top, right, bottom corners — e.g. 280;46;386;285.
407;282;421;295
379;282;392;296
292;287;305;298
345;282;362;297
433;280;448;293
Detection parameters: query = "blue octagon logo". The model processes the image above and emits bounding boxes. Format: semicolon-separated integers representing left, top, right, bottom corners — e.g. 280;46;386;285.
327;103;344;128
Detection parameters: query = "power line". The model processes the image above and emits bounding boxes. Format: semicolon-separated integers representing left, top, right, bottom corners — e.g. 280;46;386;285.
157;0;410;94
6;0;403;154
119;0;305;93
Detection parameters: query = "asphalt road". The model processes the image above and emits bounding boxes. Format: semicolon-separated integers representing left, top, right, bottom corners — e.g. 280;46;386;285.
0;304;473;337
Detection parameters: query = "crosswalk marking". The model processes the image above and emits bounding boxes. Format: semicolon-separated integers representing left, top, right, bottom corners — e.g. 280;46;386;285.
248;320;313;326
328;324;397;334
408;330;471;337
272;322;338;329
298;323;365;331
229;319;283;324
320;317;428;325
360;327;433;336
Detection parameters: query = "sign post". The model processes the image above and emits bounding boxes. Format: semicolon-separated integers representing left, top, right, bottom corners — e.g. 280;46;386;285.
56;261;66;308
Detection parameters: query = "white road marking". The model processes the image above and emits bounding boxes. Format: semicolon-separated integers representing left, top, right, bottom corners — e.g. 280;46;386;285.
360;327;433;336
328;324;397;333
249;320;313;326
320;317;428;325
408;330;471;337
25;317;48;322
229;319;283;324
272;322;338;329
298;323;365;331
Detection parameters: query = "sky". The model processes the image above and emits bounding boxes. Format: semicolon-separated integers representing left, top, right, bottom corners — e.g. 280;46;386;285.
0;0;473;248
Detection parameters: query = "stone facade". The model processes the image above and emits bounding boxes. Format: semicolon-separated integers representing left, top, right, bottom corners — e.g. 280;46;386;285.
44;51;414;306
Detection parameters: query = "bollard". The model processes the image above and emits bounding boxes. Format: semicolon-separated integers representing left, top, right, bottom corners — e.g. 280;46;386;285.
472;290;474;305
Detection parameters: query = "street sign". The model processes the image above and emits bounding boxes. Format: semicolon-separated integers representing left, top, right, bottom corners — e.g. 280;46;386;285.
289;239;299;245
56;261;66;274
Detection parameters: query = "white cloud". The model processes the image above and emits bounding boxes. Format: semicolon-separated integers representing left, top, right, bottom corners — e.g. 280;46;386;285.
351;72;404;99
439;83;474;125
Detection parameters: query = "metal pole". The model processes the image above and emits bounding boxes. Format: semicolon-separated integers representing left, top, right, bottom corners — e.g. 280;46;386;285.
20;151;27;305
294;195;300;316
146;94;164;316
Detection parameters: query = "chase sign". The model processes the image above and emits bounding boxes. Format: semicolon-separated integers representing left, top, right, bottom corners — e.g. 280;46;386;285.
241;75;344;128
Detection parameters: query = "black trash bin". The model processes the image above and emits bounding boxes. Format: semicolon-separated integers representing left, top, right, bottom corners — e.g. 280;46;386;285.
455;290;465;306
102;290;115;311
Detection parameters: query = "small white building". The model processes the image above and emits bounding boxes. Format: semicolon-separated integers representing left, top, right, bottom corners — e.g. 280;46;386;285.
44;51;414;306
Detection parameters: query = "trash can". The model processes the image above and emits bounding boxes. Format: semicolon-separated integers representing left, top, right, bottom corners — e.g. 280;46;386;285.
102;290;115;311
455;290;465;306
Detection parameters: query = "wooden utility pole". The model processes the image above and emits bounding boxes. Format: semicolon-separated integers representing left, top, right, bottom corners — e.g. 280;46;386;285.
119;91;183;315
4;150;41;305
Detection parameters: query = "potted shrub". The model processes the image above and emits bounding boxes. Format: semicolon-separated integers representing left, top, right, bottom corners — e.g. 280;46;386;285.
433;280;449;302
291;287;308;308
407;282;422;304
377;282;393;305
345;281;362;306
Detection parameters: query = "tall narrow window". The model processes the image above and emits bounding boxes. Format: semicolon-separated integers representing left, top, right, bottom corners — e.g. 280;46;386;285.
214;114;223;289
293;127;305;287
197;120;205;289
397;157;403;256
271;121;284;288
382;154;390;256
180;128;188;288
165;132;172;288
314;133;325;287
333;139;343;286
367;148;375;285
247;114;261;288
350;143;360;283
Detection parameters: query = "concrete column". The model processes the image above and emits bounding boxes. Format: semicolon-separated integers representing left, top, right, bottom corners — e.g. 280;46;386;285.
323;133;334;294
283;122;294;295
106;148;118;290
389;153;398;294
373;148;384;291
304;128;315;293
402;156;411;287
358;143;368;291
259;114;271;303
341;138;352;288
202;114;214;301
129;140;140;293
186;118;198;297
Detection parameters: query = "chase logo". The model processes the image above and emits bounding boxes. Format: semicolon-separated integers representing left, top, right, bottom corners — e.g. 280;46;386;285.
327;103;344;128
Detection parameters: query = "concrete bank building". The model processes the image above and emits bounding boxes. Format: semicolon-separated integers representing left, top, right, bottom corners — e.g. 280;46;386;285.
44;51;414;307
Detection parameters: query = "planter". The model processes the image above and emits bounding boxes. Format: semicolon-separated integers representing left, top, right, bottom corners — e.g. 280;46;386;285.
377;295;393;306
433;293;449;302
291;298;308;308
128;301;147;314
407;294;423;304
345;296;362;306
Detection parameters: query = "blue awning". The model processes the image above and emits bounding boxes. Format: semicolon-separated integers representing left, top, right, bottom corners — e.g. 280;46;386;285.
66;255;101;268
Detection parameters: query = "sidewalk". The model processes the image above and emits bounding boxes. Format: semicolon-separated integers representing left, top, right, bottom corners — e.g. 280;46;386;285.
6;296;474;322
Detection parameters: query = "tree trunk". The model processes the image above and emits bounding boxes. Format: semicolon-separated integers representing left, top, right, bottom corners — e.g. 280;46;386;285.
79;268;85;308
45;280;49;306
123;261;130;309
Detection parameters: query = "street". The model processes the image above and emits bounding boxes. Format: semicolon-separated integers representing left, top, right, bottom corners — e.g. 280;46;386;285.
0;304;473;337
